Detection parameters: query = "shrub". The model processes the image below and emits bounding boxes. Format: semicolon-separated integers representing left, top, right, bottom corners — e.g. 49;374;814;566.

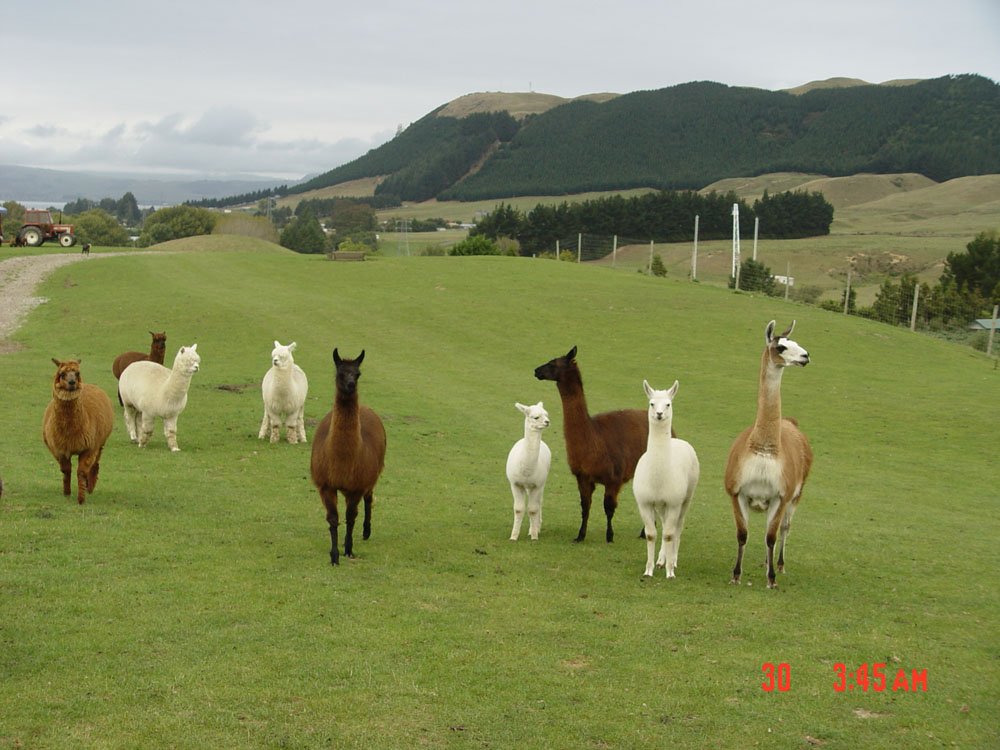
449;235;500;256
650;253;667;277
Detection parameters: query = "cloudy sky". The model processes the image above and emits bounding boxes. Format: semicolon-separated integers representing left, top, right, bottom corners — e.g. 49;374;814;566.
2;0;997;182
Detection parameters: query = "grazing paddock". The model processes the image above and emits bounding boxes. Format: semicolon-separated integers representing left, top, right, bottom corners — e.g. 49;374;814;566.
0;244;996;749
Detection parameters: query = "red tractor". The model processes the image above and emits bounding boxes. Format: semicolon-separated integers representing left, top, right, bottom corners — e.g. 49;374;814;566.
12;209;77;247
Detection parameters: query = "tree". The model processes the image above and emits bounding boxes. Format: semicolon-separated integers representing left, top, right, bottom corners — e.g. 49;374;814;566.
943;231;1000;300
650;253;667;277
1;200;26;237
74;209;131;246
280;209;327;254
137;205;217;246
729;258;776;294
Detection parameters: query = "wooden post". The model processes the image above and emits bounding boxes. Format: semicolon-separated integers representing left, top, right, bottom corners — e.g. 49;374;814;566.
988;304;999;357
844;270;852;315
909;284;920;332
692;214;699;281
784;260;790;301
577;233;582;263
556;239;560;257
648;240;653;275
613;235;618;268
753;216;759;260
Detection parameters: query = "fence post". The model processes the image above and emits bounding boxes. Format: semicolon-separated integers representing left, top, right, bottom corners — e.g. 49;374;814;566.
844;270;852;315
613;235;618;268
692;215;699;281
753;216;759;261
577;233;582;263
988;304;999;357
784;261;790;302
556;239;560;257
909;284;920;332
648;240;654;275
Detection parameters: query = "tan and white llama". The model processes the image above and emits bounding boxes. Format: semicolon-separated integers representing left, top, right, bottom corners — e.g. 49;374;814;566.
724;320;813;589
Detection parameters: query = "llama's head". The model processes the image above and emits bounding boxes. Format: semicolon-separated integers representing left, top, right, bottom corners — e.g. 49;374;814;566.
149;331;167;358
51;358;84;401
534;345;577;382
174;344;201;375
765;320;809;367
643;379;679;425
333;348;365;396
271;340;297;369
516;401;550;432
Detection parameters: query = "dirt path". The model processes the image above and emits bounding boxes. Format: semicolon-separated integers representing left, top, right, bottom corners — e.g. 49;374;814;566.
0;252;163;353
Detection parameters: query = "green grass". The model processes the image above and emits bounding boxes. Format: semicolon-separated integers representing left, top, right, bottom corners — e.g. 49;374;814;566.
1;239;998;748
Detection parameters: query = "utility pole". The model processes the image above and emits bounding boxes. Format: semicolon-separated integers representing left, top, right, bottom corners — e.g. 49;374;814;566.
732;204;741;289
395;218;411;256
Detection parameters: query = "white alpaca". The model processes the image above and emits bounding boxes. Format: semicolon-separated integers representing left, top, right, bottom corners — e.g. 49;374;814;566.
506;401;552;541
258;340;308;444
119;344;201;452
632;380;700;578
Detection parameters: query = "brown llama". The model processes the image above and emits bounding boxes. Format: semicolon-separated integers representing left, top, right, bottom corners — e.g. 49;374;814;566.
42;359;115;504
724;321;813;589
310;349;387;565
112;331;167;405
535;345;673;543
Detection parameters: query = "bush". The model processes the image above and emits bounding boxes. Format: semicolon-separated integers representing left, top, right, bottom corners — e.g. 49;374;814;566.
449;235;500;256
650;253;667;277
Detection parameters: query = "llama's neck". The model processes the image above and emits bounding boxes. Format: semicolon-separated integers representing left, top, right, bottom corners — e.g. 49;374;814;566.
749;351;784;454
646;417;674;455
272;366;294;386
331;390;361;448
163;365;194;402
516;426;544;471
556;367;598;445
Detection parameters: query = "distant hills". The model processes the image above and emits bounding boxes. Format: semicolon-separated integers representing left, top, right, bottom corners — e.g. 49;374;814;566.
289;74;999;203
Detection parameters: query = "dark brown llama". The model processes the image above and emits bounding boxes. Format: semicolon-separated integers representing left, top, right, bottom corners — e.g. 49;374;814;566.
310;349;387;565
535;346;672;543
112;331;167;405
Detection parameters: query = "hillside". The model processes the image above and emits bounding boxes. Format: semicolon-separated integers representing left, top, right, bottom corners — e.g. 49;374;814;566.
289;74;999;203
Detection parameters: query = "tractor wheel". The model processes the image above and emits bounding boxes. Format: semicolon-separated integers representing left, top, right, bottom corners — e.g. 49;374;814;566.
20;227;44;247
58;232;77;248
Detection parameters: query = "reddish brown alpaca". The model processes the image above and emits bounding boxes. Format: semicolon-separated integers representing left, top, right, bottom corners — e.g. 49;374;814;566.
42;359;114;504
112;331;167;405
535;346;668;543
310;349;387;565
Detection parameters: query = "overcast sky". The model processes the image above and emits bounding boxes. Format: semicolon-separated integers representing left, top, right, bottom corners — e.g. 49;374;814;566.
1;0;997;182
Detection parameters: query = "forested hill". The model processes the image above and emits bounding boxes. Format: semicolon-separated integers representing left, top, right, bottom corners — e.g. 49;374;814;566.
287;74;999;203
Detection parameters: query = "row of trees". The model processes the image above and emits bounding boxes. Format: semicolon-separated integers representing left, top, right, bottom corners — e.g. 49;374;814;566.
471;189;834;256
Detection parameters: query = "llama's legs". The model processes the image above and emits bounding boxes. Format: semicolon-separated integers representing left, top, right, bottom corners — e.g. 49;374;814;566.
526;487;543;541
137;412;154;448
573;476;596;542
343;493;362;558
362;493;373;540
86;445;104;495
730;493;750;584
258;411;270;440
764;498;790;589
320;487;340;565
58;456;73;496
123;404;138;442
163;415;180;452
602;485;621;543
661;505;683;578
284;414;298;444
510;485;527;541
76;450;98;505
295;411;307;444
637;505;658;577
777;499;799;573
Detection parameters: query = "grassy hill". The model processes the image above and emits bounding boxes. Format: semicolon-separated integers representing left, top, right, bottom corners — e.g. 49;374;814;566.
0;241;997;748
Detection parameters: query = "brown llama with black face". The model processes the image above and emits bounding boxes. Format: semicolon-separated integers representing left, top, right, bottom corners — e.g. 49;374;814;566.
112;331;167;405
310;349;387;565
42;359;114;504
535;346;673;543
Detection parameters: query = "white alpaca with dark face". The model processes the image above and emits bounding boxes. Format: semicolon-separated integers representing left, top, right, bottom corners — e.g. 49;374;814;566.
632;380;700;578
506;401;552;541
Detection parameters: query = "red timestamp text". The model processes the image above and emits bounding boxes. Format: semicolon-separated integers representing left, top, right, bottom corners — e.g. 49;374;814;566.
834;663;927;692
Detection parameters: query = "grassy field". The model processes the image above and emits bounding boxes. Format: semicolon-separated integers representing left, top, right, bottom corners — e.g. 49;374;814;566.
1;237;998;748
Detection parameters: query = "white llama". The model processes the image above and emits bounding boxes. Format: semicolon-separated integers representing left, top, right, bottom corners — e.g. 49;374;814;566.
258;340;308;444
506;401;552;541
119;344;201;452
632;380;700;578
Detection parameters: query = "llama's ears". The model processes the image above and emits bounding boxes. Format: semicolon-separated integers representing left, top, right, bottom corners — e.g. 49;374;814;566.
667;380;679;400
515;402;528;415
190;343;197;352
566;345;577;360
765;320;777;344
288;342;297;352
356;350;365;365
274;340;281;349
51;357;61;367
149;330;155;336
779;320;796;339
643;379;654;398
333;348;341;365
